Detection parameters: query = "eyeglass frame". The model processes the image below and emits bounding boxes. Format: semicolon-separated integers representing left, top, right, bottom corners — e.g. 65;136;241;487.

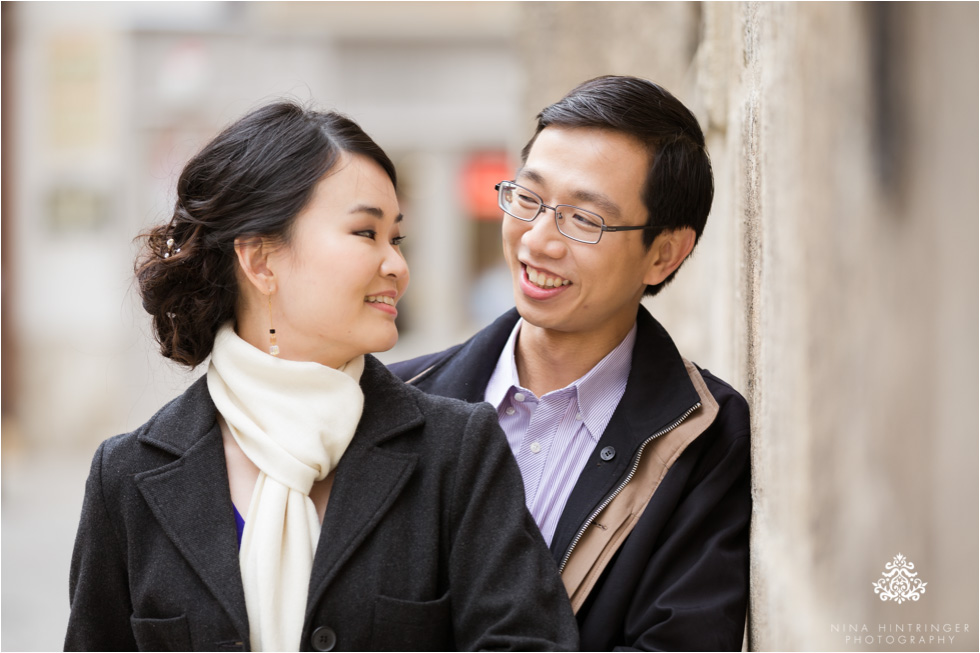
495;181;659;244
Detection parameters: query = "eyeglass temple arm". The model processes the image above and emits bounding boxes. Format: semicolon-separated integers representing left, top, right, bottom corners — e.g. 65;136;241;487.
601;224;660;232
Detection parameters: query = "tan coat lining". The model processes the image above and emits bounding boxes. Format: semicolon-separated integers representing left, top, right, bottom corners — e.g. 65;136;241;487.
562;360;721;613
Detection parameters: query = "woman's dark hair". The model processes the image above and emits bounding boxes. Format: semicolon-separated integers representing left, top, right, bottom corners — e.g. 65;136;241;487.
136;101;396;367
521;75;713;296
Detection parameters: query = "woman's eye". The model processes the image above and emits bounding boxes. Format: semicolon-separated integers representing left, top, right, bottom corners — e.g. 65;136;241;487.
355;229;377;240
391;235;407;246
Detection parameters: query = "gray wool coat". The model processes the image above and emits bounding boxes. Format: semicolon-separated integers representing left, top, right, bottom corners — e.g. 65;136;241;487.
65;355;578;652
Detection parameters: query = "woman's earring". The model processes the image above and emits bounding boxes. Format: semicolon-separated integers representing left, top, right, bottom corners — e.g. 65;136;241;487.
268;294;279;356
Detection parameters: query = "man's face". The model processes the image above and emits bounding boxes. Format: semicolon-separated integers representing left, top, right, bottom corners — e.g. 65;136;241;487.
502;126;662;343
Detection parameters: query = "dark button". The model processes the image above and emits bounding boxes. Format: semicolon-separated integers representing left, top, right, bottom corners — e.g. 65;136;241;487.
600;446;616;461
311;626;337;651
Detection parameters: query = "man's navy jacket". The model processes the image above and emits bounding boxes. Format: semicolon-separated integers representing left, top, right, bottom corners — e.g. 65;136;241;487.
390;306;751;651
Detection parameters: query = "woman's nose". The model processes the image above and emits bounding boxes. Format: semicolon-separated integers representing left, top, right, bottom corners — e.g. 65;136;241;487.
382;245;409;280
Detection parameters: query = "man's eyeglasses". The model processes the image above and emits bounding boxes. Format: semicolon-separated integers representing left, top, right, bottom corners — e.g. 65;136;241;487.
495;181;658;245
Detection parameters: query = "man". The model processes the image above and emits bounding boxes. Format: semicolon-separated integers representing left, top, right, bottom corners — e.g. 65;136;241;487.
391;75;750;651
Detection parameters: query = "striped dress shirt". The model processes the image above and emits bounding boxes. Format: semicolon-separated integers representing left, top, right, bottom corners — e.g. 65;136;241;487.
484;319;636;546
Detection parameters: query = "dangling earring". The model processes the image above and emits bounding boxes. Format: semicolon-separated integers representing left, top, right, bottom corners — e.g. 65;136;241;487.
267;293;279;356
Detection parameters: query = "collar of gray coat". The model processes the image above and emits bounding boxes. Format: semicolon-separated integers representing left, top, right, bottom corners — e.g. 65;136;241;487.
129;354;428;646
136;354;426;456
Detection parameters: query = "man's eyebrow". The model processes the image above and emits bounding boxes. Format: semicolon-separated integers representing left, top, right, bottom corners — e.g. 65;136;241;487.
349;205;404;222
515;168;622;220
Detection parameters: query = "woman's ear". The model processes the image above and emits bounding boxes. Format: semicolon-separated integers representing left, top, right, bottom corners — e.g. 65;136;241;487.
642;227;697;287
234;237;278;295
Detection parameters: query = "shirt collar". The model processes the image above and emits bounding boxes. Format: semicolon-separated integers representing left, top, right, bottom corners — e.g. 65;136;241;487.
484;318;637;441
484;318;524;410
573;324;636;439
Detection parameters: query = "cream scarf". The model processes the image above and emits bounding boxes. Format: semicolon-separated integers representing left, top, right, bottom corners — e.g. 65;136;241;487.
207;323;365;652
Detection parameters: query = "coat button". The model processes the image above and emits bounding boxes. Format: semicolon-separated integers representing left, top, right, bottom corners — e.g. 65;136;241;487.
311;626;336;651
600;446;616;461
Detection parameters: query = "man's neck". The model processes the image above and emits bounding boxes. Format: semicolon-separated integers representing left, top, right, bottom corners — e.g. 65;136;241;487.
514;320;635;397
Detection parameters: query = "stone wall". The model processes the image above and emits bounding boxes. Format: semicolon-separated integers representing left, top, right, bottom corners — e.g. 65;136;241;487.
519;2;978;649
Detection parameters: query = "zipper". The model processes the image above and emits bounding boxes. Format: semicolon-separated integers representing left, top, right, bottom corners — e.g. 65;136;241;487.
557;402;701;573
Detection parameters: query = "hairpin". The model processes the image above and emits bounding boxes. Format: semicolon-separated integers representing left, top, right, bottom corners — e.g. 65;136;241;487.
163;238;182;259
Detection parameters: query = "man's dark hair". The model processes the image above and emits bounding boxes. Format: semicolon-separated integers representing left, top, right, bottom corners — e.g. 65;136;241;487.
521;75;713;296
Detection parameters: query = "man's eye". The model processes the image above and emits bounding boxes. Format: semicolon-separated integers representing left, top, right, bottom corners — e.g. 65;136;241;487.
571;212;602;229
517;194;539;207
355;230;377;240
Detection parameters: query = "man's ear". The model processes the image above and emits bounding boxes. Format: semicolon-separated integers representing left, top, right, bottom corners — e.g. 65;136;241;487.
234;237;278;295
642;227;697;287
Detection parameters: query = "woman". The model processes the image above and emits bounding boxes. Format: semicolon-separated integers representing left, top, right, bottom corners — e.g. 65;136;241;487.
64;102;578;652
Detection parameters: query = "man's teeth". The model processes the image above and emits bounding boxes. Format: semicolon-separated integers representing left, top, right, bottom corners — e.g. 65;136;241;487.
366;295;395;306
526;267;570;288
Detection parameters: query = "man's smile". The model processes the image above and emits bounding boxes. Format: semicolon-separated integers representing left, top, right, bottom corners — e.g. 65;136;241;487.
524;263;571;289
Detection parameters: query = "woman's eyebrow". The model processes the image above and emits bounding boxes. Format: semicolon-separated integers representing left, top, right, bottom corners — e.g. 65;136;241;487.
349;205;404;222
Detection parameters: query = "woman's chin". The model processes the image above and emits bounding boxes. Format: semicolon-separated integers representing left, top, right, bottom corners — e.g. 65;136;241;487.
354;327;399;357
373;331;399;354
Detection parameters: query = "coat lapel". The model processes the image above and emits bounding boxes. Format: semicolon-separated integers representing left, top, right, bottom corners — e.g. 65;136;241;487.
134;378;250;641
410;309;520;402
549;307;702;558
405;306;703;562
305;356;425;620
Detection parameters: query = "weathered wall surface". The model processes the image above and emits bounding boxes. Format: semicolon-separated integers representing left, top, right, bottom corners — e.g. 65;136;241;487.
519;2;978;650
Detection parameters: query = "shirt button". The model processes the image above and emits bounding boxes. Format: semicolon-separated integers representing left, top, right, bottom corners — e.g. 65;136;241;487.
600;446;616;461
505;407;516;416
311;626;337;651
514;392;526;402
530;442;542;454
575;412;583;420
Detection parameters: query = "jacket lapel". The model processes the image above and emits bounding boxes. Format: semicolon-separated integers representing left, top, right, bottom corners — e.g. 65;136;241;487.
305;356;425;619
134;377;250;641
410;309;520;402
406;305;703;562
549;307;702;558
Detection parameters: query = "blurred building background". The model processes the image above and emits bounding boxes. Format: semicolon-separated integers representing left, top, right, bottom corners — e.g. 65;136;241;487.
1;2;976;651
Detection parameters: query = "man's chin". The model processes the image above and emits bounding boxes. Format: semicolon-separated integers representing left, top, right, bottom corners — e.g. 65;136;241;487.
513;301;572;333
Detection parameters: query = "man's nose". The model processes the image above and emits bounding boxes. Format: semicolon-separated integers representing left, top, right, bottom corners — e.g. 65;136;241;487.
522;206;567;258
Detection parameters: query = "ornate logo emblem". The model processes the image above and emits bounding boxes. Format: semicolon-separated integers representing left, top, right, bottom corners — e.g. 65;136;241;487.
873;553;927;604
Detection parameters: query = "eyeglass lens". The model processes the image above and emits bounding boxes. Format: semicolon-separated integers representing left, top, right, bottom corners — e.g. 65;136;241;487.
498;182;605;244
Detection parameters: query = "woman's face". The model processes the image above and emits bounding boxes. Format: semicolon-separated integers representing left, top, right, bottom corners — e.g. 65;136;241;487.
265;153;409;368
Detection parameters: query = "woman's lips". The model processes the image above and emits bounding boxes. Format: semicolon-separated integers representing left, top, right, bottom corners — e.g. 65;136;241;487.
365;294;398;315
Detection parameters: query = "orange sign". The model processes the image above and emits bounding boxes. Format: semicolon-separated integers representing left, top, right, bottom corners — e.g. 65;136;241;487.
460;152;512;220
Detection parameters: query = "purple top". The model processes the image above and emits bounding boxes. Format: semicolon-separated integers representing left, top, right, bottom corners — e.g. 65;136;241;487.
484;319;635;546
233;505;245;548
